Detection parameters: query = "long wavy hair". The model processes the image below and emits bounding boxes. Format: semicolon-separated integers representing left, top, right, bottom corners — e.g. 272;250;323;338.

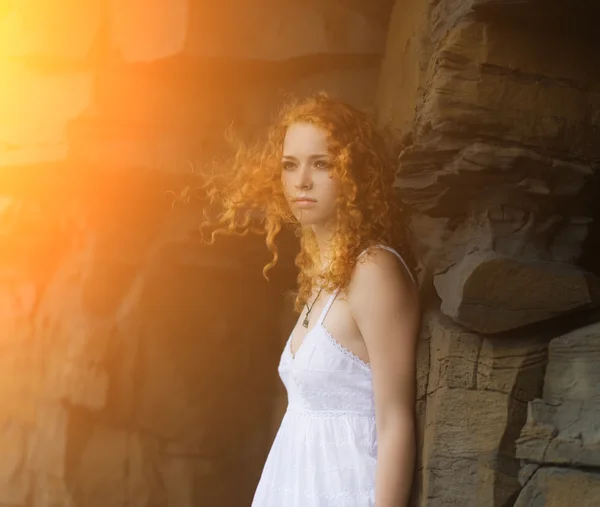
199;92;416;313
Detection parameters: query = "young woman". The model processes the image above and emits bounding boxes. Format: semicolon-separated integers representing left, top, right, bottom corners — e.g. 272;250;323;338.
203;93;421;507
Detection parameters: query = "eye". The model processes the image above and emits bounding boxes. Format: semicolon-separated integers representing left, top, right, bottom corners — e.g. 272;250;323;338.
315;159;330;170
282;161;296;171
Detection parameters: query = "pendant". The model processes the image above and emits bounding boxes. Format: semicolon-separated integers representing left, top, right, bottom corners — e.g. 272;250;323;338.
302;315;309;328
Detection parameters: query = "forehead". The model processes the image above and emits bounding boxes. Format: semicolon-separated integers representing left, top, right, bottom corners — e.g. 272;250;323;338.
282;123;329;156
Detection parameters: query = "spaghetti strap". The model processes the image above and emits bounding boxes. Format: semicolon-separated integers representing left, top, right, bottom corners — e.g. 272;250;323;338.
316;245;414;328
358;244;416;285
317;289;339;326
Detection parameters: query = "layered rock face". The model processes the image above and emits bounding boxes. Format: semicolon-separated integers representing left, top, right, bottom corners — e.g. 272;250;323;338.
0;1;391;506
377;0;600;505
2;0;600;506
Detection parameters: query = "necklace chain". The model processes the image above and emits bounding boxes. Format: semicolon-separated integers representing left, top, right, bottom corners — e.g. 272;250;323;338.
302;287;324;328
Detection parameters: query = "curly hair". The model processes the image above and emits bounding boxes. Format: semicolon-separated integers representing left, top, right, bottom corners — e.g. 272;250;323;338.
199;92;416;313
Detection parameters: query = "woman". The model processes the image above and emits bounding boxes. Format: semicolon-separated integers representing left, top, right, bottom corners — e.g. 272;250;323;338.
202;93;421;507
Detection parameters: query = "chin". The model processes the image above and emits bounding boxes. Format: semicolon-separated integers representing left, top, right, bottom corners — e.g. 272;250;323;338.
296;214;330;228
292;207;335;228
296;216;318;226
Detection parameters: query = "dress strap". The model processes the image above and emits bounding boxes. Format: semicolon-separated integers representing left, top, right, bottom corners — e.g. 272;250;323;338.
358;244;416;285
317;288;340;326
316;245;414;327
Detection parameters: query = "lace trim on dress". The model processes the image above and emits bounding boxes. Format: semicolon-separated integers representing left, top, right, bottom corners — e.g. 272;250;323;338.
261;484;375;501
320;323;371;371
287;407;375;418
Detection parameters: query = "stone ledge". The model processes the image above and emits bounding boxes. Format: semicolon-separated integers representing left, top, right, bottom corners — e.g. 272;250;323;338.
517;322;600;468
514;466;600;507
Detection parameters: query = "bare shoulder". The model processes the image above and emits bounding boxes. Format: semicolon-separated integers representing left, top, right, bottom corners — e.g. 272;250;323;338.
349;247;418;305
348;247;421;379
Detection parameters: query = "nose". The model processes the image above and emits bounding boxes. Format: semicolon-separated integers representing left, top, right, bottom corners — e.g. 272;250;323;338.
295;163;312;190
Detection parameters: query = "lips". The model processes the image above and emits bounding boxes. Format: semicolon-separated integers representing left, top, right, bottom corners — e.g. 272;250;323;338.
293;197;317;208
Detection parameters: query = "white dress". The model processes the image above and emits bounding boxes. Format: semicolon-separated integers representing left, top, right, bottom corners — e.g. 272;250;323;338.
251;245;414;507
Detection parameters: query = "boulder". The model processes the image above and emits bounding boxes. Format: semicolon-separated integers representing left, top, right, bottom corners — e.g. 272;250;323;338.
517;322;600;468
434;250;599;333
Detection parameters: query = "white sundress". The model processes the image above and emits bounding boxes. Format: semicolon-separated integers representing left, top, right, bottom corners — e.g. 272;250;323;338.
251;245;414;507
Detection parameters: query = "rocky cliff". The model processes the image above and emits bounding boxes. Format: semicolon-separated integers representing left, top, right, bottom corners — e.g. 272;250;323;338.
1;0;599;506
377;0;600;505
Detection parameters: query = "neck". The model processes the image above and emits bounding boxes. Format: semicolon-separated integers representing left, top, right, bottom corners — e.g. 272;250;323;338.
312;223;335;271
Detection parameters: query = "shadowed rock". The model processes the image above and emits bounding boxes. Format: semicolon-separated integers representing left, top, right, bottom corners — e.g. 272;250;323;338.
434;251;600;333
517;322;600;468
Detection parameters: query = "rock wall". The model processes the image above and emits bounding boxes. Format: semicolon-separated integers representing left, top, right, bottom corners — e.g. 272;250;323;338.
377;0;600;505
0;1;391;506
2;0;600;506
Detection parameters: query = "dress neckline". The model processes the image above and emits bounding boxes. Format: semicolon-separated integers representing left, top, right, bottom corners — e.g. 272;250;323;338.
287;322;371;372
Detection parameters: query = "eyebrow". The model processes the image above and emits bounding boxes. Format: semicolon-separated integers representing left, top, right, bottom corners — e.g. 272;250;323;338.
281;154;329;161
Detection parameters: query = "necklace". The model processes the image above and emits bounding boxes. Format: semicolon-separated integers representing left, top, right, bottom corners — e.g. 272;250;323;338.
302;287;324;328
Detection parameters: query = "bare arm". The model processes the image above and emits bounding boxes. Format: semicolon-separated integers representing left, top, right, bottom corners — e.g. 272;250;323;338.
349;249;421;507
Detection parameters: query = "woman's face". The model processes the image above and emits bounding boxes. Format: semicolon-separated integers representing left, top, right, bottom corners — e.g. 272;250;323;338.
281;122;339;227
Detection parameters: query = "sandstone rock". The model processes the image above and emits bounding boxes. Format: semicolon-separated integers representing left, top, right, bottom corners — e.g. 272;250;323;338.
157;453;196;507
398;139;596;274
0;0;103;59
109;0;188;63
0;337;42;426
69;426;188;507
34;277;112;411
32;475;76;507
0;421;30;505
376;0;431;135
434;250;599;333
0;62;93;167
71;424;129;507
29;232;162;414
423;389;523;506
406;308;436;507
514;467;600;507
426;315;482;393
109;0;390;63
477;337;548;402
415;309;434;400
69;425;196;507
517;321;600;468
400;139;594;256
420;314;547;506
378;5;600;502
0;280;37;320
379;11;600;318
3;2;600;507
71;62;379;172
61;363;109;411
27;404;69;477
413;21;600;158
518;463;540;487
0;200;288;506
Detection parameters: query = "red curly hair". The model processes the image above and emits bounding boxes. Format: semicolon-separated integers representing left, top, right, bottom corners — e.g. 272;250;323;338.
200;92;416;313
